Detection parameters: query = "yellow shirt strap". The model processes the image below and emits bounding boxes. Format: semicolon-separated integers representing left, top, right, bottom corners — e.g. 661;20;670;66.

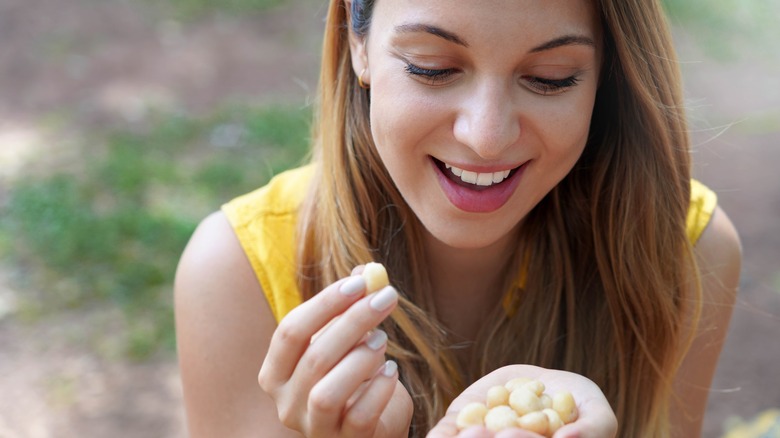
222;166;314;323
687;179;718;245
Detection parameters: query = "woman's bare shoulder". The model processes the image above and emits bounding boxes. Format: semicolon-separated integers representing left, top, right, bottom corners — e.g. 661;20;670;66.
695;205;742;292
175;211;258;290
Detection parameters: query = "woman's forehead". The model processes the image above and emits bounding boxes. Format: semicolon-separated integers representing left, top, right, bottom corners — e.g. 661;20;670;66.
369;0;601;48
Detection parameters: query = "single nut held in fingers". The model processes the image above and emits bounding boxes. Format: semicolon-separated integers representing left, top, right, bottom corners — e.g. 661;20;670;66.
362;262;390;294
455;402;489;430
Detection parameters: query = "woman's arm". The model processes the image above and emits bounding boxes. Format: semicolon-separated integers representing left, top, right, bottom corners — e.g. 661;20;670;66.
671;206;742;437
175;212;412;437
174;211;303;437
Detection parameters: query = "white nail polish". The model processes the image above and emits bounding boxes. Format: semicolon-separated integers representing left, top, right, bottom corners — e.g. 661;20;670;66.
382;360;397;377
366;329;387;350
369;286;398;311
339;275;365;296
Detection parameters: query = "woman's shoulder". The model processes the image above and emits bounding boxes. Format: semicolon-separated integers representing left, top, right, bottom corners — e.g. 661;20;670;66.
175;211;268;310
694;204;742;281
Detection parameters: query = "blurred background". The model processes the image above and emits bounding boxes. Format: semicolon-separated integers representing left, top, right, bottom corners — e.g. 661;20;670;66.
0;0;778;436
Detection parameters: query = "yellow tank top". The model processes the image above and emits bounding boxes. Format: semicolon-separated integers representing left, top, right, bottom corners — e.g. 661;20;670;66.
222;165;718;323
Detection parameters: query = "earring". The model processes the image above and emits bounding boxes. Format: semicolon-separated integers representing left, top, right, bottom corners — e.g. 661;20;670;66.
358;68;370;89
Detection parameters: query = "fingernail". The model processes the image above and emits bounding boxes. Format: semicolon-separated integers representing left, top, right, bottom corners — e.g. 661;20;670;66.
339;275;365;296
382;360;397;377
369;286;398;311
365;329;387;350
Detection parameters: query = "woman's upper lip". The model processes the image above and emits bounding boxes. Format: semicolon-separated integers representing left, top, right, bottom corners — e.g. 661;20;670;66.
433;156;526;173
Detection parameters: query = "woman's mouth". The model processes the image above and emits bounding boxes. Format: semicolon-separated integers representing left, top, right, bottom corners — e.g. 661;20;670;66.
433;157;521;191
431;157;526;213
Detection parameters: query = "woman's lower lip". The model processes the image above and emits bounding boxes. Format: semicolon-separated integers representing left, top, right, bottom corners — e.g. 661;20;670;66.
432;158;524;213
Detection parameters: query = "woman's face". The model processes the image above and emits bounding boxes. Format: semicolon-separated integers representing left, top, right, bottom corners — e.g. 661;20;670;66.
351;0;602;250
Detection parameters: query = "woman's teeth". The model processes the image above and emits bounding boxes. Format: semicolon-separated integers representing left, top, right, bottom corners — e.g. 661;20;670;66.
445;163;511;187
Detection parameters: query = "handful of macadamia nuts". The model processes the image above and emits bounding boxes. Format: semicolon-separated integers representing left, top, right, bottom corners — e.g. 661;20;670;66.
456;377;578;437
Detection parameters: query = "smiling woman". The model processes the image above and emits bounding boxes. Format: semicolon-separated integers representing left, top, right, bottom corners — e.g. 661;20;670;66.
174;0;741;437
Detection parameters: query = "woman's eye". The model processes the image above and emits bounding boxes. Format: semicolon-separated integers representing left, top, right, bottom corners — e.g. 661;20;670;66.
523;75;580;95
404;63;457;84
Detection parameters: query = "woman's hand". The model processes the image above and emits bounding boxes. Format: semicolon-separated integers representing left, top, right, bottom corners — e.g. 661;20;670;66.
258;270;413;438
428;365;617;438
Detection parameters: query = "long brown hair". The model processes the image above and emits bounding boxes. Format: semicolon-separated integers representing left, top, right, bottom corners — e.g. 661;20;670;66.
297;0;701;436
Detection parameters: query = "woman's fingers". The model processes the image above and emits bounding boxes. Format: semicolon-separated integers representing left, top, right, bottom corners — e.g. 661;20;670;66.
340;360;400;437
307;329;389;431
259;275;367;386
258;268;402;437
291;286;398;387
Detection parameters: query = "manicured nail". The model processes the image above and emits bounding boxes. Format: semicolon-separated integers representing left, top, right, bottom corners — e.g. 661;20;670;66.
365;329;387;350
369;286;398;311
382;360;397;377
339;275;365;296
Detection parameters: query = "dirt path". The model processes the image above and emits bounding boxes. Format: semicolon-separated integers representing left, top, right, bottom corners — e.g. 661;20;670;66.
1;1;778;437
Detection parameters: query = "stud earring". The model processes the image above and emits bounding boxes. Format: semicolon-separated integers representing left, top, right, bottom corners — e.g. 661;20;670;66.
358;68;370;89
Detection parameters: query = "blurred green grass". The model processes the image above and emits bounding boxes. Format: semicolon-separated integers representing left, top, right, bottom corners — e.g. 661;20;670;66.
662;0;780;59
0;104;310;359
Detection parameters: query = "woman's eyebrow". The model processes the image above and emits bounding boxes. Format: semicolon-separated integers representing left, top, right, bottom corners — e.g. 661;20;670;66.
394;23;595;54
394;23;469;47
529;35;596;53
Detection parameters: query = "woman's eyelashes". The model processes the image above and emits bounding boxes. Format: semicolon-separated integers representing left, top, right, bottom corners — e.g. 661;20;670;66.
522;75;581;95
404;63;457;84
403;62;581;95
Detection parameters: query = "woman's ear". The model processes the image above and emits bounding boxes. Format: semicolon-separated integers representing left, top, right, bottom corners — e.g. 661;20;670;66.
345;0;370;86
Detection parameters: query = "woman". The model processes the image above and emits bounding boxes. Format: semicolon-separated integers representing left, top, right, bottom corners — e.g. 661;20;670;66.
174;0;741;436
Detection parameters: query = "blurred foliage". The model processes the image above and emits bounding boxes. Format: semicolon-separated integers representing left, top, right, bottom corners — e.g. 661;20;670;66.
0;104;311;359
661;0;780;59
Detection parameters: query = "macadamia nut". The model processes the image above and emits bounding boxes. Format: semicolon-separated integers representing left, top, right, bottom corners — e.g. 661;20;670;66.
362;262;389;294
486;385;510;408
516;411;549;435
505;377;532;392
455;402;488;430
484;405;518;432
543;408;565;435
552;391;579;424
509;387;543;416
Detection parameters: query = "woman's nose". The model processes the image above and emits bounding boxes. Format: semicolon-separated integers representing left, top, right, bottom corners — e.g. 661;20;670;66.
453;80;520;159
